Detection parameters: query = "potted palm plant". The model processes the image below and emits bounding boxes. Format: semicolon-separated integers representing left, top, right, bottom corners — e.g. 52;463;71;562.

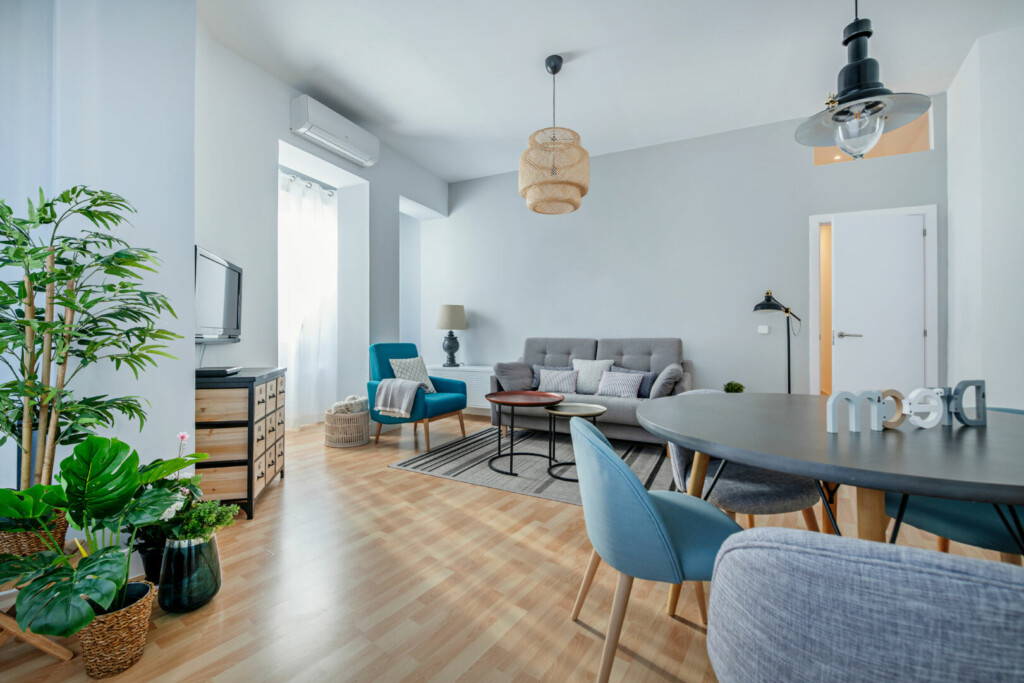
0;186;178;495
0;435;206;678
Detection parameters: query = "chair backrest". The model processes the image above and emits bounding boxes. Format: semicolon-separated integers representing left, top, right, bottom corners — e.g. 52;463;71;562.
595;338;683;374
569;418;682;583
522;338;597;367
708;527;1024;682
369;343;419;381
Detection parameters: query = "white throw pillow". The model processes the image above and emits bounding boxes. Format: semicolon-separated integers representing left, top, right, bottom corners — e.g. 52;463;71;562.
389;356;436;393
572;359;614;395
538;369;577;394
597;370;644;398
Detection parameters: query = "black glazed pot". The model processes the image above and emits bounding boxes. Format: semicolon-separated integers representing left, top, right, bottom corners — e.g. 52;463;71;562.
158;536;222;613
136;541;164;584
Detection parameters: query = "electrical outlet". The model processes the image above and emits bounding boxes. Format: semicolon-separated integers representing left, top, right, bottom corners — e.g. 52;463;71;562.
758;325;770;335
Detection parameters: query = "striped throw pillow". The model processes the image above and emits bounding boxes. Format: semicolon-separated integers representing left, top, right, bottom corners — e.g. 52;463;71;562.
538;369;577;394
389;356;436;393
596;370;643;398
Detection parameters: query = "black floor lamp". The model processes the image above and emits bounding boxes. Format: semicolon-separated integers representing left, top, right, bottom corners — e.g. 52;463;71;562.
753;290;801;394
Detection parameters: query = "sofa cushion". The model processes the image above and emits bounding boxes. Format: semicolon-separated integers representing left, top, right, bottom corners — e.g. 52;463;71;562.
597;370;644;398
389;356;436;393
573;359;614;394
610;365;658;398
596;338;682;375
523;337;597;368
650;363;684;398
531;364;572;389
494;361;533;391
538;369;577;393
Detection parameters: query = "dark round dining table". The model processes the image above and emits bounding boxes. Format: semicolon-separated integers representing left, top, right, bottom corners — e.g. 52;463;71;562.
637;392;1024;541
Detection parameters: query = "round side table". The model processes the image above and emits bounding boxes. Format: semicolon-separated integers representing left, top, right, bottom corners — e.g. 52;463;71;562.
485;391;564;476
545;403;608;482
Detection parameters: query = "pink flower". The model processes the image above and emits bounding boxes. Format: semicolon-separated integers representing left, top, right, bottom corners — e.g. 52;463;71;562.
177;432;189;442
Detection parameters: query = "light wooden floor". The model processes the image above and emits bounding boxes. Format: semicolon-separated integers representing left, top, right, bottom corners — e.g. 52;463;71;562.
0;415;1007;682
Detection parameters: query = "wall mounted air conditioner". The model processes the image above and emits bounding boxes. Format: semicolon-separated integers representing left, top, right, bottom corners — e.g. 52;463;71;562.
289;95;380;167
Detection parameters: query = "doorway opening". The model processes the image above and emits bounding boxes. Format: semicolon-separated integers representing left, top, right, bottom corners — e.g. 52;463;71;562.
807;205;939;396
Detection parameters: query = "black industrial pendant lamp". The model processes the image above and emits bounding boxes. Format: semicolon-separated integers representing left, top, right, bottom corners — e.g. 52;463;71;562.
795;0;931;159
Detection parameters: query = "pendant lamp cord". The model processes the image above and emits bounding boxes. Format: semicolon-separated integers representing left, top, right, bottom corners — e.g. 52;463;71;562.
551;72;557;132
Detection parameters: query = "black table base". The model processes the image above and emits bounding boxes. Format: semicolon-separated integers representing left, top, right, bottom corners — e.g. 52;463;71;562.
545;413;600;482
488;404;553;477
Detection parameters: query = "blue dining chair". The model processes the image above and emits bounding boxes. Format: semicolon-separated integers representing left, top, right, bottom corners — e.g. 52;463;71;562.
568;418;740;683
887;408;1024;564
367;343;467;451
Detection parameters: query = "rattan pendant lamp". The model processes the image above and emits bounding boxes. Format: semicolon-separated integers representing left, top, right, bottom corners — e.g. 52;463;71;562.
518;55;589;214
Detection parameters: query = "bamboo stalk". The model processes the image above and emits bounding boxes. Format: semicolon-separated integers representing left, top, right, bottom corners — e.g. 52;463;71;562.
33;250;56;485
40;279;75;487
19;274;37;490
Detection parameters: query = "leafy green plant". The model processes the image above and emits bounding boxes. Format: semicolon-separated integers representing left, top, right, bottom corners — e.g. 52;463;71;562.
0;435;206;636
0;186;180;488
169;500;239;542
723;381;745;393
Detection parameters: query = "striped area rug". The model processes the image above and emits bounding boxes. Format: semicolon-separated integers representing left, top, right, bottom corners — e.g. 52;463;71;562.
390;427;677;505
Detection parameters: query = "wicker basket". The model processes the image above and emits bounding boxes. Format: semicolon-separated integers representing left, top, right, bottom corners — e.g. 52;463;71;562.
79;581;156;679
325;409;370;447
0;510;68;556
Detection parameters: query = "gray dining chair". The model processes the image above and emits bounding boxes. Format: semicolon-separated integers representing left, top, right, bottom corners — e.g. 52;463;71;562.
707;527;1024;682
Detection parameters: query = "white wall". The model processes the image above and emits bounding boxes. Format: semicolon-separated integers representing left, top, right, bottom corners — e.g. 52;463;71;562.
420;103;948;393
195;24;447;395
399;212;422;350
0;0;197;486
947;27;1024;409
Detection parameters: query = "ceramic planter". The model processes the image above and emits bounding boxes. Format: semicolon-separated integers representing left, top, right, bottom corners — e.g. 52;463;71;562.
158;535;222;613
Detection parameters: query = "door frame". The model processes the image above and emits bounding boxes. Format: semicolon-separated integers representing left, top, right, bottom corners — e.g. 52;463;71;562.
807;204;938;395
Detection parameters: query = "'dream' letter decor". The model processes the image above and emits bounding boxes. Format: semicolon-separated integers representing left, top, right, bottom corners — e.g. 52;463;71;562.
826;391;884;433
827;380;987;434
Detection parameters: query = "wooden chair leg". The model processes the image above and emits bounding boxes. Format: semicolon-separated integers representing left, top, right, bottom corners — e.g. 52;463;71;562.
999;553;1022;566
374;422;382;444
414;422;418;436
666;583;682;615
458;411;466;437
725;510;737;521
746;514;756;528
937;536;950;553
423;420;431;452
0;610;73;661
801;507;820;532
571;549;601;621
598;573;634;683
694;581;709;626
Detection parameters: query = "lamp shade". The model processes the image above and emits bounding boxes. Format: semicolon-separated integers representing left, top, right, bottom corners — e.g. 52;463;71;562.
753;291;785;313
518;127;590;214
436;304;467;330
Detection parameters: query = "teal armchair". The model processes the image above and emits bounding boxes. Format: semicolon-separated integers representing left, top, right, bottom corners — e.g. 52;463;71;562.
367;343;467;450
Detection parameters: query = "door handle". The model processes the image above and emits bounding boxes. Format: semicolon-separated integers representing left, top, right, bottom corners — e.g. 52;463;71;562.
837;331;863;338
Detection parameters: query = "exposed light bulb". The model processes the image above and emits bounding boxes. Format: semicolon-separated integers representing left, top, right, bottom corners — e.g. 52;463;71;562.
833;102;886;159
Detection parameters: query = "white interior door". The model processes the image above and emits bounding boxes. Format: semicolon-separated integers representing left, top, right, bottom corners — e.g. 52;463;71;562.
831;212;926;394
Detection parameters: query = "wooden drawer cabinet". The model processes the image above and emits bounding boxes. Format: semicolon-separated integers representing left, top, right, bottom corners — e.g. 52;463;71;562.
195;367;286;519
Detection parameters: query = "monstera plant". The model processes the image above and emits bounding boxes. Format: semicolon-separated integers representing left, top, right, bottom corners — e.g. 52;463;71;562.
0;435;206;637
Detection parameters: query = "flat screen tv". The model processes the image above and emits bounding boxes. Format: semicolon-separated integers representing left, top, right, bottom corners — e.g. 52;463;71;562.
194;246;242;343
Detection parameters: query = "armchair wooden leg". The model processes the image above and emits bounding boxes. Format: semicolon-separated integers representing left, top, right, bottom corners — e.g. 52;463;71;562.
937;536;950;553
666;583;682;616
801;507;820;532
695;581;709;626
598;572;634;683
571;549;601;621
374;422;382;444
458;411;466;437
423;420;431;452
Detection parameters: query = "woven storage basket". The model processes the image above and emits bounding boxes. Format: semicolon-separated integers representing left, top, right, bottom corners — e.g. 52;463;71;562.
79;581;156;679
325;410;370;447
0;510;68;556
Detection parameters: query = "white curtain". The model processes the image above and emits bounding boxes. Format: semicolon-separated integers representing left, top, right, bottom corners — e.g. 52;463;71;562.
278;171;339;429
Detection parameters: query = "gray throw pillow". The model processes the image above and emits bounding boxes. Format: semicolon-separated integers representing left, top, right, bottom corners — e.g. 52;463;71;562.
389;356;436;393
538;369;577;394
610;365;658;398
494;361;533;391
650;363;684;398
532;364;572;389
596;370;643;398
572;359;614;395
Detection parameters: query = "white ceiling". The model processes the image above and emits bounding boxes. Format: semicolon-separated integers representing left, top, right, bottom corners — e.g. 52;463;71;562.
199;0;1024;182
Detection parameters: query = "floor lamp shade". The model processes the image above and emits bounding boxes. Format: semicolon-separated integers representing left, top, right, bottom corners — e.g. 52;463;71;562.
436;305;467;330
752;291;800;394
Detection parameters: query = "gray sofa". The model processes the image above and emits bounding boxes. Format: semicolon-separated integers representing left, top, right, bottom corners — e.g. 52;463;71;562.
490;337;694;444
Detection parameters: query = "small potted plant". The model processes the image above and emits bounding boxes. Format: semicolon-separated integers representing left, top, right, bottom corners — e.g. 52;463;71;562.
158;499;239;613
724;381;745;393
0;435;205;678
